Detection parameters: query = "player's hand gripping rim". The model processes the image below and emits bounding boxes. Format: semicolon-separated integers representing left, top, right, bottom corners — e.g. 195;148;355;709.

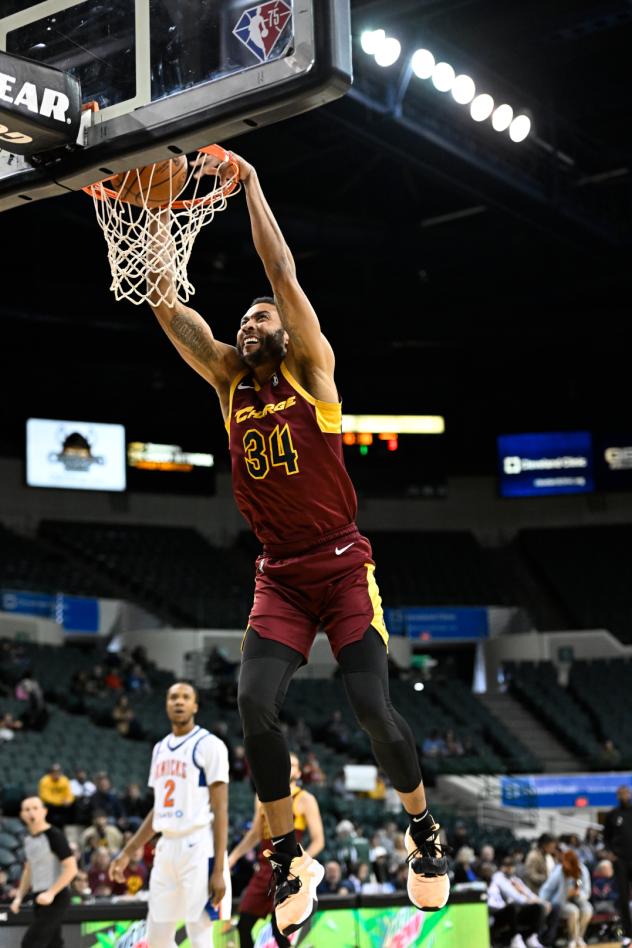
191;148;252;185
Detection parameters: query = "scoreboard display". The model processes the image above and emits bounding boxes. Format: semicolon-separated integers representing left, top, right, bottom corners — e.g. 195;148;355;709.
341;415;446;497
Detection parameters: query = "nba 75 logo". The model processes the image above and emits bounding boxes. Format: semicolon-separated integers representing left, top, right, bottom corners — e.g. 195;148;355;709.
233;2;293;64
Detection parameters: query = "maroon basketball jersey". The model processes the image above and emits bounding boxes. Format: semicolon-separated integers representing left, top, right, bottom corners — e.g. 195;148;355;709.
227;361;357;555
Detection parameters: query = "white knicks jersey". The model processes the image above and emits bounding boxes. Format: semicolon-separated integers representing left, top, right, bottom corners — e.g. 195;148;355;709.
149;725;229;840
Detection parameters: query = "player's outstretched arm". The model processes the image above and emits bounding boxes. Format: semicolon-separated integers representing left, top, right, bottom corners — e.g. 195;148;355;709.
146;210;241;393
194;153;333;376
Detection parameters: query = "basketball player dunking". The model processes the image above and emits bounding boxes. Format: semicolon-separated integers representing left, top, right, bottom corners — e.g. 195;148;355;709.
229;753;324;948
147;150;449;937
108;683;231;947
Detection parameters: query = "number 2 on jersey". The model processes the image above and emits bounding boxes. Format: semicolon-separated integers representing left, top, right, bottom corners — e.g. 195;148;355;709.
244;423;299;479
163;779;175;808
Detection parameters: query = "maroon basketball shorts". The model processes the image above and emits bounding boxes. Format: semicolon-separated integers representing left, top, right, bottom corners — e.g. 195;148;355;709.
239;857;274;918
247;526;389;659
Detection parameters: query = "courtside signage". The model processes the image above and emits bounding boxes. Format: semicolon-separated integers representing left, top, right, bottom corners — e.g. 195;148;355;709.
26;418;126;492
498;431;594;497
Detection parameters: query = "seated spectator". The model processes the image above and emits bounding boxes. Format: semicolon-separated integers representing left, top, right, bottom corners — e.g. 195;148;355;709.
599;739;621;768
316;860;352;896
335;820;370;871
111;845;147;897
539;850;591;948
422;730;447;758
125;664;149;694
81;812;123;858
112;696;143;740
445;729;465;757
301;752;326;786
16;676;48;730
38;762;75;827
119;783;150;831
332;769;353;800
88;847;113;897
230;745;249;782
578;827;601;869
486;857;550;948
291;717;312;752
454;846;478;884
321;710;351;752
475;844;497;876
70;768;96;825
345;861;371;893
448;820;471;853
524;834;557;895
70;870;92;903
369;847;396;894
86;665;107;696
591;858;618;912
0;867;17;902
91;774;122;821
0;711;22;742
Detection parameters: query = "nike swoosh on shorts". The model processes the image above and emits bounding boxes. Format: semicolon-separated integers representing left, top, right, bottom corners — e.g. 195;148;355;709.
335;542;355;555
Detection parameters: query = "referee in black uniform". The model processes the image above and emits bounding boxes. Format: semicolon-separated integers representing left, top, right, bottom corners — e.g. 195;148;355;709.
604;784;632;948
10;797;77;947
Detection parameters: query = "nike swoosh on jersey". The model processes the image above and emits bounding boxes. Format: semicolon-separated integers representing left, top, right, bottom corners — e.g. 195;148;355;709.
335;542;355;555
238;382;255;389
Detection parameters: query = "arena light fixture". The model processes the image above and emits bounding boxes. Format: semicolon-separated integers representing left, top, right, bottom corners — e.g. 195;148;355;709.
509;114;532;142
360;29;386;55
492;104;513;132
431;61;456;93
411;48;435;79
470;93;495;122
451;74;476;105
374;36;402;67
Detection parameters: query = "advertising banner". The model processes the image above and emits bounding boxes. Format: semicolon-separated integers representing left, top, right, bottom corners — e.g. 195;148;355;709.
385;607;489;640
501;772;632;808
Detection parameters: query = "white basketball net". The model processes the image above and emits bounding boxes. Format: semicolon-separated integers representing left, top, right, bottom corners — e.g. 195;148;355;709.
85;148;240;307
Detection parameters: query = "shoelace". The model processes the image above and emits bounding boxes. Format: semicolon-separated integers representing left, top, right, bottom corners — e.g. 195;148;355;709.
266;857;302;902
406;824;449;865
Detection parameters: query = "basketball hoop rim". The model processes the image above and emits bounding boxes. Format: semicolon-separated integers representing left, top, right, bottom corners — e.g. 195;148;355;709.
82;144;240;208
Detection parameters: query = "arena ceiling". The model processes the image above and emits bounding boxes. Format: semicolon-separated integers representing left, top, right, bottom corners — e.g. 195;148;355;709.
1;0;630;474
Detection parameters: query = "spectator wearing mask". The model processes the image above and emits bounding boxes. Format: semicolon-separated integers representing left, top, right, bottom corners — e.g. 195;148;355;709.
38;764;75;827
539;849;592;948
603;784;632;947
524;834;557;895
488;856;549;948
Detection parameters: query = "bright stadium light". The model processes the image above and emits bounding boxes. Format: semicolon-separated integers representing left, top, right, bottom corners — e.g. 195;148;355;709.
470;93;495;121
509;114;532;142
360;29;385;55
411;48;435;79
374;36;401;67
451;74;476;105
492;104;513;132
432;61;456;93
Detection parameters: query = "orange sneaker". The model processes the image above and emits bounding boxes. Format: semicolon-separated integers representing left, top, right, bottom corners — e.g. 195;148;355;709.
404;823;449;911
264;848;325;936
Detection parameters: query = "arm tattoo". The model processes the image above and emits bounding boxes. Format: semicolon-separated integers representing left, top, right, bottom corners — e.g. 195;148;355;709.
171;311;217;364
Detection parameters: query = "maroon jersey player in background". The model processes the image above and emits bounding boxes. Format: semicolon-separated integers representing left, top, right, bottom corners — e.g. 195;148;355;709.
147;149;449;939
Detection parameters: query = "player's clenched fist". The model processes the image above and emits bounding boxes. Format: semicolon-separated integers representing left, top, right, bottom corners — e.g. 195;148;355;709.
108;851;130;883
209;868;226;908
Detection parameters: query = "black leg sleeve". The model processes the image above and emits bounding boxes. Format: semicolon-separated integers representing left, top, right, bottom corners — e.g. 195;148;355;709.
238;628;304;803
337;628;422;794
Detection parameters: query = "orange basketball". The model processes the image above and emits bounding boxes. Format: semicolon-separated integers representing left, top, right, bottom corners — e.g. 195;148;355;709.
111;155;188;208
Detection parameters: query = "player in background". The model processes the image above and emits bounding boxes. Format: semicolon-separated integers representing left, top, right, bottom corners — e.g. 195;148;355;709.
10;796;77;947
229;753;324;947
147;151;449;938
109;682;230;947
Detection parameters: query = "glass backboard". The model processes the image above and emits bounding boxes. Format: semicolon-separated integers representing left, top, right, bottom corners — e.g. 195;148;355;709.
0;0;351;211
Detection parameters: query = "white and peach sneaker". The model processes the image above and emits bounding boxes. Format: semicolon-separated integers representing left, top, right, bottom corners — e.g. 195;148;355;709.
265;847;325;937
404;823;449;912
